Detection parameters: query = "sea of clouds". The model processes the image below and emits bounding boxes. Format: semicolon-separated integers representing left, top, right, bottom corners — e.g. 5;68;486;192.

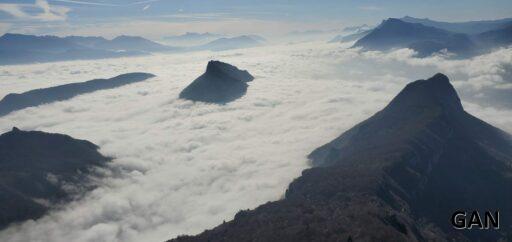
0;41;511;242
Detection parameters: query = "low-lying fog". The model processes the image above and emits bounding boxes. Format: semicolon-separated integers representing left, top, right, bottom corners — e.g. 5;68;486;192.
1;41;511;242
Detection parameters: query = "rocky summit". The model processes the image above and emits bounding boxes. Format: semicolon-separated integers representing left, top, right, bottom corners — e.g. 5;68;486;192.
179;61;254;104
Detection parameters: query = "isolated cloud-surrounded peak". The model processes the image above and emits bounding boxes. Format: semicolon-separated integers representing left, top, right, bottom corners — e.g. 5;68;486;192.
0;0;70;22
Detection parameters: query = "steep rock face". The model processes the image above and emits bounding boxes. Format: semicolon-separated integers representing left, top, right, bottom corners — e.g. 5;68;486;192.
0;128;110;228
179;61;254;104
169;73;512;242
0;72;155;117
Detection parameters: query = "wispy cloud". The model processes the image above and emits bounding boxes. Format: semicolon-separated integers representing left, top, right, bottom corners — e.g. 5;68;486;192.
0;0;70;21
143;5;150;11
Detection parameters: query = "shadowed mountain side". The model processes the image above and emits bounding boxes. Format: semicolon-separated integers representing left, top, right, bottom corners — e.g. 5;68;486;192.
0;127;110;229
169;73;512;242
308;73;512;240
0;72;155;117
179;61;254;104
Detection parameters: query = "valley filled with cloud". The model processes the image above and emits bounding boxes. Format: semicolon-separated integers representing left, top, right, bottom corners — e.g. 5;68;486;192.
0;41;511;242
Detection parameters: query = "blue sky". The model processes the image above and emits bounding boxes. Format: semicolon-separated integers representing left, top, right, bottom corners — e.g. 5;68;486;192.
0;0;511;38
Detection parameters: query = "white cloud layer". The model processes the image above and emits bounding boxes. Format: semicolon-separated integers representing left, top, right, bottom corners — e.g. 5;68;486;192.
0;42;511;242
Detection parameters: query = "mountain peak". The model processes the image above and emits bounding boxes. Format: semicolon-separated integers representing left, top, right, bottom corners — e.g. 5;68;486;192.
179;61;253;104
386;73;463;112
380;18;406;26
206;60;254;82
379;18;426;29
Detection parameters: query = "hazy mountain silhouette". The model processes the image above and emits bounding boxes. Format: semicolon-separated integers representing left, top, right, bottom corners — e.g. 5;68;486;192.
330;24;373;43
343;24;371;32
179;61;254;104
63;36;110;48
163;32;223;46
354;18;477;57
354;18;512;57
0;72;155;117
170;73;512;241
401;16;512;34
245;34;266;42
329;29;372;43
95;35;176;52
195;35;264;51
476;23;512;48
165;32;222;41
0;127;110;229
0;33;81;51
0;33;177;65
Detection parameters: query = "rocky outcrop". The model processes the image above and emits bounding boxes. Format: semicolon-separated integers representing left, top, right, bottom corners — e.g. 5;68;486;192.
0;128;110;228
179;61;254;104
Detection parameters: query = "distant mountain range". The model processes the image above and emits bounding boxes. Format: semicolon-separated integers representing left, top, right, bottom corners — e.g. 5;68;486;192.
354;17;512;57
169;73;512;241
179;61;254;104
0;33;177;65
61;35;174;52
0;33;267;65
163;32;223;46
329;29;372;43
193;35;265;51
401;16;512;34
164;32;222;41
93;35;176;52
0;127;110;229
0;72;155;117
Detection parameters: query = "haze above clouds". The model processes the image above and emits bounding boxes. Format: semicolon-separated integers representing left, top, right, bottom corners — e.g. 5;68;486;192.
0;41;511;242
